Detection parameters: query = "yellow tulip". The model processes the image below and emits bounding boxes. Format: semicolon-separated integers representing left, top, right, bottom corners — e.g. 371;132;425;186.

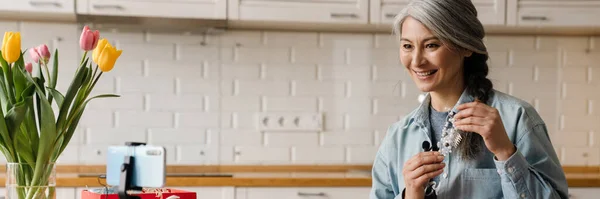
96;41;122;72
92;38;108;65
2;32;21;63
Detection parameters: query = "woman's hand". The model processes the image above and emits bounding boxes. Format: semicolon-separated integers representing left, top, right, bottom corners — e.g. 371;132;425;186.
402;151;445;198
453;101;516;161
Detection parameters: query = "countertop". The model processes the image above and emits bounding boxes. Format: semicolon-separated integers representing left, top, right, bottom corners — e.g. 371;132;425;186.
0;165;598;187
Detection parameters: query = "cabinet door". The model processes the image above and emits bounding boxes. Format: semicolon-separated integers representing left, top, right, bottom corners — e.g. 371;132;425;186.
0;0;74;19
371;0;506;25
0;188;75;199
511;0;600;26
568;188;600;199
172;187;235;199
0;0;74;13
236;187;371;199
228;0;369;24
76;187;235;199
55;188;77;199
77;0;226;19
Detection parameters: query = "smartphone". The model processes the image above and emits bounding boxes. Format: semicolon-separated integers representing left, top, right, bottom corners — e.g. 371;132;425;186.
106;145;166;188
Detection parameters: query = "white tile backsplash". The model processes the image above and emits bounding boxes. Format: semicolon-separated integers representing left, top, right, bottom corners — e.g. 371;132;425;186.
234;147;291;164
292;147;345;164
263;63;318;80
7;21;598;166
347;147;378;164
264;133;319;147
294;80;346;97
321;132;374;146
511;50;560;68
536;36;591;51
263;31;319;48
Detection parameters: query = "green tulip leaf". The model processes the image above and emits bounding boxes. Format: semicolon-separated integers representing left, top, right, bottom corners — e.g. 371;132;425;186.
47;87;64;109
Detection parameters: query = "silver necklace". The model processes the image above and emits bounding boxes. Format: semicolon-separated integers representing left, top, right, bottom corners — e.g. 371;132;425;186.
437;111;463;156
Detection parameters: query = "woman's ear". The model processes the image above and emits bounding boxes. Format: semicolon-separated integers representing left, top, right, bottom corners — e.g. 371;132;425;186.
464;50;473;58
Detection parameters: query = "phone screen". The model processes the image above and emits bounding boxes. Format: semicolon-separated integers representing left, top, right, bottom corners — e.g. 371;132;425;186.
106;145;166;188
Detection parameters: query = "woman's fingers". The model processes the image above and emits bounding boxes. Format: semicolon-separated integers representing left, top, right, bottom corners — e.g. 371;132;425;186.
453;116;489;126
404;152;444;171
407;162;446;180
414;168;444;187
453;107;490;120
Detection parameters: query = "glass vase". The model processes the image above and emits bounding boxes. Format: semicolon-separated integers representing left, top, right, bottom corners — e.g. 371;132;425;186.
5;163;56;199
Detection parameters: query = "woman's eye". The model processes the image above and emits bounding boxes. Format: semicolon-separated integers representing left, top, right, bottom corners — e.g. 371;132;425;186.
403;44;413;49
426;43;440;48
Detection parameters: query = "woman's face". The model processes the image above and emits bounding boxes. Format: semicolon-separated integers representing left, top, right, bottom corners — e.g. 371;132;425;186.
399;17;470;93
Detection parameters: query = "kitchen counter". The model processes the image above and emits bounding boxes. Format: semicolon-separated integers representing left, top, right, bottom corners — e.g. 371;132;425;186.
0;165;597;187
0;171;372;187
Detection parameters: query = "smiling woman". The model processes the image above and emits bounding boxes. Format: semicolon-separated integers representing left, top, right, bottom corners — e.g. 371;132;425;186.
369;0;568;199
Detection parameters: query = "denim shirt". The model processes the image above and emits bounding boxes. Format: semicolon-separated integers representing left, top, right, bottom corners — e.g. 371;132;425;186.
369;89;569;199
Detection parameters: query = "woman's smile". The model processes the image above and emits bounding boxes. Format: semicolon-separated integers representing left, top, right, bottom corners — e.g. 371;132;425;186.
413;69;439;80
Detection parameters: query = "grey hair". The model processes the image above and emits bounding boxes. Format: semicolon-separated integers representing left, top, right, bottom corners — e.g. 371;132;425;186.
392;0;487;55
393;0;494;161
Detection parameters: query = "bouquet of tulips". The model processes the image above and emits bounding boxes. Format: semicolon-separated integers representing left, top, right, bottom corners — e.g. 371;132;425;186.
0;26;122;199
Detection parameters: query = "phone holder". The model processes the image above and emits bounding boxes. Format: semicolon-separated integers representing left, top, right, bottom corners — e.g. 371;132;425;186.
118;142;147;199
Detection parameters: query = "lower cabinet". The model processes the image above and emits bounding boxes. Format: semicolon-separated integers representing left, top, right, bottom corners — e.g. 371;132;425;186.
0;187;597;199
171;187;236;199
5;186;597;199
76;186;236;199
235;187;371;199
0;188;77;199
73;186;369;199
568;188;600;199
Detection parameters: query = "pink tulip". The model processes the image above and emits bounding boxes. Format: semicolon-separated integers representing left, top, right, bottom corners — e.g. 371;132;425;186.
80;25;100;51
25;62;32;73
29;48;40;63
37;44;50;61
29;44;50;63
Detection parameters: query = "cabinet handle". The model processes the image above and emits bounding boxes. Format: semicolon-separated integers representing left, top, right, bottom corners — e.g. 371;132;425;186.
385;13;396;19
521;16;548;21
297;192;326;197
29;1;62;7
330;13;358;18
93;4;125;10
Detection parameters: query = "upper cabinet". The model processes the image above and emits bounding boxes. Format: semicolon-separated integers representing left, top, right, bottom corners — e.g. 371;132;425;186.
228;0;369;24
0;0;75;20
76;0;226;19
370;0;506;25
508;0;600;26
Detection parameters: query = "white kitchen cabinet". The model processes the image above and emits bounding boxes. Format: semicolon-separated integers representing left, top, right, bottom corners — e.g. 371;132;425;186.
76;187;234;199
370;0;506;25
55;188;77;199
235;187;371;199
76;0;226;19
508;0;600;26
0;188;75;199
228;0;369;24
568;188;600;199
172;186;235;199
0;0;75;20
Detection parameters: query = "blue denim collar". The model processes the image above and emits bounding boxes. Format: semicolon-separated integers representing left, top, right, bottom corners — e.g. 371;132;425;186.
404;88;476;129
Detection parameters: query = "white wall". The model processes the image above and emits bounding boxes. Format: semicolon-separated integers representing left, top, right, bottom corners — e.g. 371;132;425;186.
0;20;598;166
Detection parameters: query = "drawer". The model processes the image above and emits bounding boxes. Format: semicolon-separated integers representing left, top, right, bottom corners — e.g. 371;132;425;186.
516;1;600;26
236;187;371;199
1;0;74;14
372;0;505;25
568;188;600;199
79;0;226;19
229;0;369;24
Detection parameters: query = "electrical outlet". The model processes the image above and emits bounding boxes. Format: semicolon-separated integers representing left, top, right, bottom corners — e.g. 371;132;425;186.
257;112;323;132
